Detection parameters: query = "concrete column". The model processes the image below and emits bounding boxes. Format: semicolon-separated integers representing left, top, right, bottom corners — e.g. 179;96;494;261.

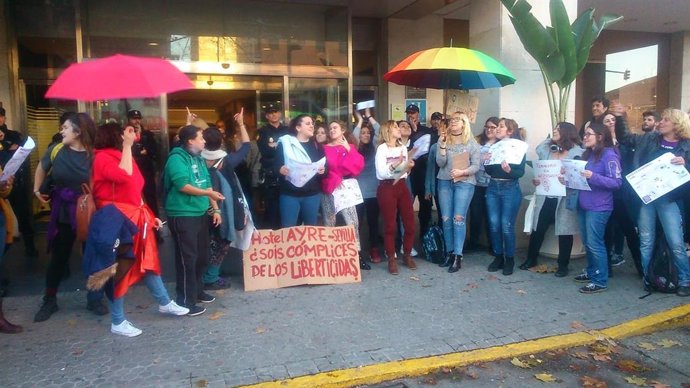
469;0;577;155
669;31;690;111
386;15;444;122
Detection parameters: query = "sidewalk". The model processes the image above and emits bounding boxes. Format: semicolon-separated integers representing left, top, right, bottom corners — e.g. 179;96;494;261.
0;236;688;387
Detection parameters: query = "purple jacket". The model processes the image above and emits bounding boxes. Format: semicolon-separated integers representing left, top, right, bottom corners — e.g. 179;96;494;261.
578;147;622;212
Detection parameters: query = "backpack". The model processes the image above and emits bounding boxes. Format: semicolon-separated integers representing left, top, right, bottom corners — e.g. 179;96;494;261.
422;224;446;264
641;234;679;297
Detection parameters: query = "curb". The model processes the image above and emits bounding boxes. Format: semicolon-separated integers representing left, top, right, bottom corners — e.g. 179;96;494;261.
240;303;690;388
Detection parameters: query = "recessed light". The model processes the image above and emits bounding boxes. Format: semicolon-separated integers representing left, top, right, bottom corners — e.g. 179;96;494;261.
148;42;159;46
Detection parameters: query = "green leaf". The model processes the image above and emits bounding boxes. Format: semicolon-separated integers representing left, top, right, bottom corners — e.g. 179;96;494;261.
571;9;596;74
502;0;558;63
550;0;577;86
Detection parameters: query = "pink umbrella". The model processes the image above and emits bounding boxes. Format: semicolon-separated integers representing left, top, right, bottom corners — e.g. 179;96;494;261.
45;54;194;101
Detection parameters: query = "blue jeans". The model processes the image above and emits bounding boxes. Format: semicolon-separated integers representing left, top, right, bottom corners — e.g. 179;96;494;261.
280;193;321;227
638;198;690;287
438;179;475;255
578;210;612;287
486;180;522;257
110;272;171;325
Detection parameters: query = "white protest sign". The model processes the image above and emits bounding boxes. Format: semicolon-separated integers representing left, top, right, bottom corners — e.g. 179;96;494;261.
626;152;690;204
333;178;363;213
534;160;566;197
485;139;528;165
285;157;326;188
561;159;591;191
0;137;35;182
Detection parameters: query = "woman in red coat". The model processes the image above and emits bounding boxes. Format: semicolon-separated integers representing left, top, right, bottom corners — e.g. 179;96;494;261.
92;123;188;337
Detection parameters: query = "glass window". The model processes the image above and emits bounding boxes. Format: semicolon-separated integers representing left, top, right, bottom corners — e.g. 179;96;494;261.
85;0;347;66
288;78;348;124
605;45;658;130
12;0;77;76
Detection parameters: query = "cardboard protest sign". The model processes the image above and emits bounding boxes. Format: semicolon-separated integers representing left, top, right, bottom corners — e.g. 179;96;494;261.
452;152;470;182
534;160;566;196
243;226;361;291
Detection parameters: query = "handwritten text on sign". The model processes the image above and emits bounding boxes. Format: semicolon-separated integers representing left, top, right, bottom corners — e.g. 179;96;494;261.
243;226;361;291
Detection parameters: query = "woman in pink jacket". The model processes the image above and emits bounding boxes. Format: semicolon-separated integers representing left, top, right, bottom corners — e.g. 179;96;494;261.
321;120;369;270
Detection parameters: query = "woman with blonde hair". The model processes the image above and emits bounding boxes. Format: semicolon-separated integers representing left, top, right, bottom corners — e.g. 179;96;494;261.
621;108;690;296
375;120;416;275
435;112;480;272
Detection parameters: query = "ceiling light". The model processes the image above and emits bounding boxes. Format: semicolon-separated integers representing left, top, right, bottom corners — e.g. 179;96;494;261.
148;42;159;46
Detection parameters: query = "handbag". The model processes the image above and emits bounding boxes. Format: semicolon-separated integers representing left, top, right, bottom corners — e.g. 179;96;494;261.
76;183;96;242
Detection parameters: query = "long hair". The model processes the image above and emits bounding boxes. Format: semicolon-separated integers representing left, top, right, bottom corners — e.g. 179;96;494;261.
63;112;97;158
94;122;124;150
479;117;499;145
499;118;519;140
329;120;356;145
554;122;580;150
449;112;472;145
357;125;375;159
582;122;615;162
662;108;690;140
378;120;401;147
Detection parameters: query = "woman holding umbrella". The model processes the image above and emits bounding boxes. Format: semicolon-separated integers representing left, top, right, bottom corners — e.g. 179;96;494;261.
33;112;108;322
91;123;189;336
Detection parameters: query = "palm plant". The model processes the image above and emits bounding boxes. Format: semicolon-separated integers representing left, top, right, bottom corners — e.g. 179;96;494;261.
500;0;622;127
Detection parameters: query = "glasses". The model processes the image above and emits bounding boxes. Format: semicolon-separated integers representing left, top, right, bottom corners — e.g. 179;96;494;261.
583;132;596;138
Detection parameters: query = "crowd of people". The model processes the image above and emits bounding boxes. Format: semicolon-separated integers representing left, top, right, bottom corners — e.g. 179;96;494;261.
0;97;689;336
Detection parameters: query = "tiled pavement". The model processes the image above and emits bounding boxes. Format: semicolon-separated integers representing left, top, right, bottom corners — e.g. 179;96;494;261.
1;237;686;387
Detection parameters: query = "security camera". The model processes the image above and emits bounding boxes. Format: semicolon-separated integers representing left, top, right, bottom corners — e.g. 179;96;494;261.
207;80;214;86
221;63;230;69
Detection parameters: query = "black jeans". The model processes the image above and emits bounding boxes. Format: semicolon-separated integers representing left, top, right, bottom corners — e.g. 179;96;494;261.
605;195;642;274
170;214;209;307
468;185;489;246
261;185;281;230
526;197;574;269
356;197;380;248
45;222;102;301
8;182;35;250
410;184;432;241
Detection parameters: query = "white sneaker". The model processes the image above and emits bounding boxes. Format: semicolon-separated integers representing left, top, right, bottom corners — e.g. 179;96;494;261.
158;301;189;316
399;247;419;257
111;320;142;337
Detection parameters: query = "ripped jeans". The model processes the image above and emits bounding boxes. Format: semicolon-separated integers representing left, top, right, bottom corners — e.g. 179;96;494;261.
438;179;475;255
486;179;522;258
638;197;690;287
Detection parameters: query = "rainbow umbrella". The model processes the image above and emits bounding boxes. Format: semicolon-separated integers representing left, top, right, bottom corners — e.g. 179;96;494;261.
384;47;516;90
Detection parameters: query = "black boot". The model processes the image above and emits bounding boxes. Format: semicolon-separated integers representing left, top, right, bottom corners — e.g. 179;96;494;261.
34;296;58;322
518;258;537;270
487;255;504;272
448;255;462;273
439;252;454;267
502;257;514;276
359;252;371;270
